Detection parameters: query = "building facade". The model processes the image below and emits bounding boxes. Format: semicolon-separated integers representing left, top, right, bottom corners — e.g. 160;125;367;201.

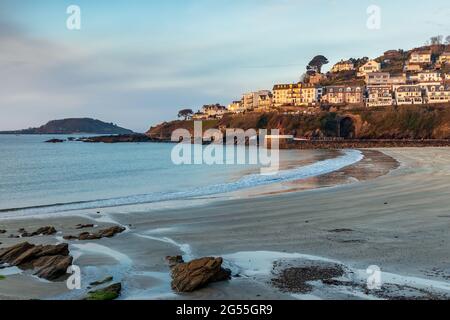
366;72;390;86
273;84;298;107
331;60;355;73
256;92;273;111
201;104;228;118
424;85;450;103
438;52;450;64
409;50;432;64
358;60;381;77
394;85;423;105
227;100;244;113
366;86;393;107
322;86;363;105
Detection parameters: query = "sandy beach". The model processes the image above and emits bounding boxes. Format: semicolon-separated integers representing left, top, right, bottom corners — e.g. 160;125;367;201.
1;147;450;300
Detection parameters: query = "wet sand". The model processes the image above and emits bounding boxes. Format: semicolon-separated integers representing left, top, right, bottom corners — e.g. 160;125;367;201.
1;148;450;300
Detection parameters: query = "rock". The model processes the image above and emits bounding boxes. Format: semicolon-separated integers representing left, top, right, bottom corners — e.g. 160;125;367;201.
8;234;19;239
97;226;126;238
62;235;78;241
33;255;73;281
0;242;72;281
166;255;184;268
90;276;113;286
75;224;94;229
170;257;231;292
0;229;6;234
85;283;122;300
78;232;101;241
0;242;34;264
45;139;65;143
21;226;57;237
64;225;125;241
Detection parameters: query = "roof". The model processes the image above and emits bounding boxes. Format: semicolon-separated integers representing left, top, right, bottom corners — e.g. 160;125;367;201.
367;72;390;77
325;85;362;93
273;83;300;90
411;49;431;55
396;85;422;92
425;84;450;90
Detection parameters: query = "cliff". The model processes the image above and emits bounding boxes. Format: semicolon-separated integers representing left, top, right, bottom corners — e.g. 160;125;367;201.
0;118;134;135
146;105;450;141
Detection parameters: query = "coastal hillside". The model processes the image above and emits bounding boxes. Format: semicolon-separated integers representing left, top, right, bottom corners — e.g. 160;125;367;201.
1;118;134;135
146;105;450;140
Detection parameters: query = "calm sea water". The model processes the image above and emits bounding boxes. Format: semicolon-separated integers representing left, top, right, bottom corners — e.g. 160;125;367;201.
0;135;362;217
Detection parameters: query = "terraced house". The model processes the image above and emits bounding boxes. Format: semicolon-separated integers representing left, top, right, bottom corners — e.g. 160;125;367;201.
366;86;394;107
394;85;423;105
424;85;450;103
330;60;355;73
409;49;432;64
322;86;363;105
357;60;381;77
297;84;323;106
438;52;450;64
273;83;299;107
366;72;390;86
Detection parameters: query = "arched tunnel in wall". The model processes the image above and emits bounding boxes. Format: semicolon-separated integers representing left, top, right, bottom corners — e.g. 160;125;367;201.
338;116;356;139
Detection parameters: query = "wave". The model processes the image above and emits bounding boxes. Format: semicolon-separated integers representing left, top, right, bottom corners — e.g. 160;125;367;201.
0;149;363;218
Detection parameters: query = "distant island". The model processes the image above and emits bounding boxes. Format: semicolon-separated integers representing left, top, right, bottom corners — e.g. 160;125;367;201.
0;118;134;135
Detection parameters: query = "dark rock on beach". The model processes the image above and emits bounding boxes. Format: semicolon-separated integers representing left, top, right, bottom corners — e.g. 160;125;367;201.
75;224;95;230
0;242;72;281
21;226;57;237
166;255;184;268
90;276;113;287
169;256;231;292
85;283;122;300
63;225;125;241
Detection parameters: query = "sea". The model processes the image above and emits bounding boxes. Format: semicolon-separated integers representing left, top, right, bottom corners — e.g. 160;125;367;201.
0;135;363;219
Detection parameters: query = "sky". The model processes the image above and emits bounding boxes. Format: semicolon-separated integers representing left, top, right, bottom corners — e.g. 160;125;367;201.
1;0;450;132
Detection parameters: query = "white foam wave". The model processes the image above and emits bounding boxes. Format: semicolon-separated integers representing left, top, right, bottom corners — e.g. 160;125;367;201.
1;149;363;218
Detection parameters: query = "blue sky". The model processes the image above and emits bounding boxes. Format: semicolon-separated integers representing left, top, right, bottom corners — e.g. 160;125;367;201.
1;0;450;132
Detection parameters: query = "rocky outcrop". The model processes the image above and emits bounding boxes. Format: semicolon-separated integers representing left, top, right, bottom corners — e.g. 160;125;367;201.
166;255;184;268
75;224;94;229
77;134;154;143
0;242;72;281
21;226;57;237
63;226;125;241
85;283;122;300
168;256;231;292
45;139;65;143
90;276;113;286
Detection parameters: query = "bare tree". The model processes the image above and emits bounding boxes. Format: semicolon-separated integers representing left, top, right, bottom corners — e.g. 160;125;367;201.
430;35;443;45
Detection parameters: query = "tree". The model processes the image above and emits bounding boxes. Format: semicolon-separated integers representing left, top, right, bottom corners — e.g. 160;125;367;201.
349;57;369;68
177;109;193;120
430;35;443;45
307;55;329;73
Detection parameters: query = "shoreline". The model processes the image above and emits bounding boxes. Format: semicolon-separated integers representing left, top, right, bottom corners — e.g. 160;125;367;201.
1;148;450;300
